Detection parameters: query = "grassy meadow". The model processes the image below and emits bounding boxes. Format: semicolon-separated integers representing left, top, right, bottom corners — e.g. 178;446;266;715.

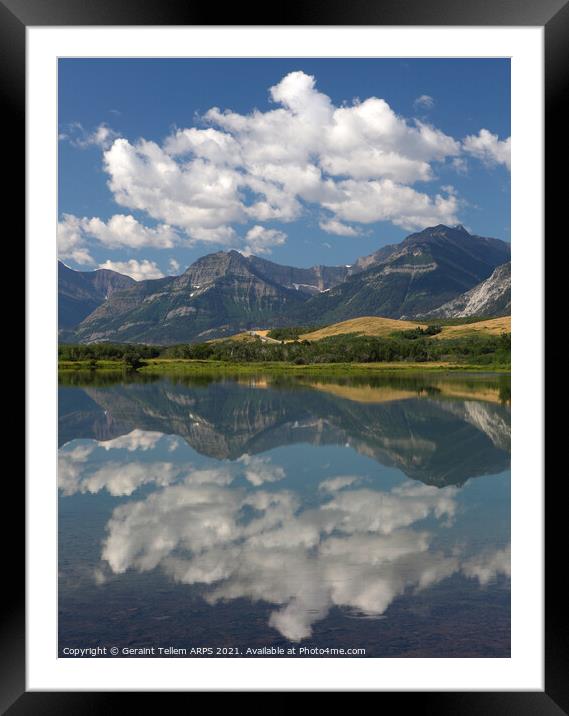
59;314;511;374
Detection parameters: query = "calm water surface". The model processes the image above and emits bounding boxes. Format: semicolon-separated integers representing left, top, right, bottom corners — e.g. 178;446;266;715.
58;371;510;657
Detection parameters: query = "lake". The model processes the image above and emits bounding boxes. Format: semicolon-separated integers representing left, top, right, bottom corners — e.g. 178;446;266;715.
58;370;510;658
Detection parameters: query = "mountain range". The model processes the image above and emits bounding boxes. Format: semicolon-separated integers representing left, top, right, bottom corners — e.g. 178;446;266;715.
59;224;511;344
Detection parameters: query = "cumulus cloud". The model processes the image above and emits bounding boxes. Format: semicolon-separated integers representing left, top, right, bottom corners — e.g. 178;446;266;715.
103;138;245;242
463;129;511;170
87;71;471;253
322;179;460;231
64;72;509;258
163;126;241;163
57;213;180;268
98;259;165;281
57;214;96;265
57;213;177;257
241;225;287;256
319;219;361;237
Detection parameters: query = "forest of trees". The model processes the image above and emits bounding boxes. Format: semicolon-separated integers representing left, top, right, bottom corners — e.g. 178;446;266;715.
60;331;511;367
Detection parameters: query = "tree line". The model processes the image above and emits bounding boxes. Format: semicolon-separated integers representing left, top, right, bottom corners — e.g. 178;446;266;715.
60;331;510;367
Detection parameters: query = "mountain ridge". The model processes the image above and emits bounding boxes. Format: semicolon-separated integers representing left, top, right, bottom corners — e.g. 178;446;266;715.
60;224;511;344
288;225;510;325
419;262;511;319
58;260;136;329
73;250;310;344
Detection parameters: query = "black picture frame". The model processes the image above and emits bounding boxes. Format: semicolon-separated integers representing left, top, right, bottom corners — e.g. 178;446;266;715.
8;0;558;708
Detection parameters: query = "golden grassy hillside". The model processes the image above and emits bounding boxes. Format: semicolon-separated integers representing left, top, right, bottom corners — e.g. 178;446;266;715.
299;315;510;341
434;316;511;338
212;315;511;345
299;316;427;341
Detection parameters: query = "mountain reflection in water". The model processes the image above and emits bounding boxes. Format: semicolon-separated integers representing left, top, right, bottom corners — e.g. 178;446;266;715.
58;371;510;656
59;372;510;486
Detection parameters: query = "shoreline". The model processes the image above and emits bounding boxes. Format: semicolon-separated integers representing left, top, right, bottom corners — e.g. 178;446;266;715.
58;358;511;375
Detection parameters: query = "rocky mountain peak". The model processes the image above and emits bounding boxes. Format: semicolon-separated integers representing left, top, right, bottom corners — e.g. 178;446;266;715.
404;224;472;244
177;249;254;288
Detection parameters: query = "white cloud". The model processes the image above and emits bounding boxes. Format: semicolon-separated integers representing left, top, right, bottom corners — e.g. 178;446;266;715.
86;215;178;249
60;122;119;149
414;94;435;111
57;213;179;267
463;129;511;170
322;179;460;231
57;214;96;265
104;139;245;241
98;259;165;281
163;127;241;164
59;213;177;252
319;219;361;237
241;225;287;256
92;71;473;251
65;72;507;257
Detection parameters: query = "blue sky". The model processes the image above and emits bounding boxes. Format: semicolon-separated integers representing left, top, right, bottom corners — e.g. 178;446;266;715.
58;58;510;279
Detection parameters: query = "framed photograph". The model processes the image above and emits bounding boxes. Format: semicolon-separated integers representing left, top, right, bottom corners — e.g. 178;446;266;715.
9;0;559;707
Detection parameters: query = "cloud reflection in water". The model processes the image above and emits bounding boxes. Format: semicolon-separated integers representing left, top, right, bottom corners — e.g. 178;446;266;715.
60;439;509;642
